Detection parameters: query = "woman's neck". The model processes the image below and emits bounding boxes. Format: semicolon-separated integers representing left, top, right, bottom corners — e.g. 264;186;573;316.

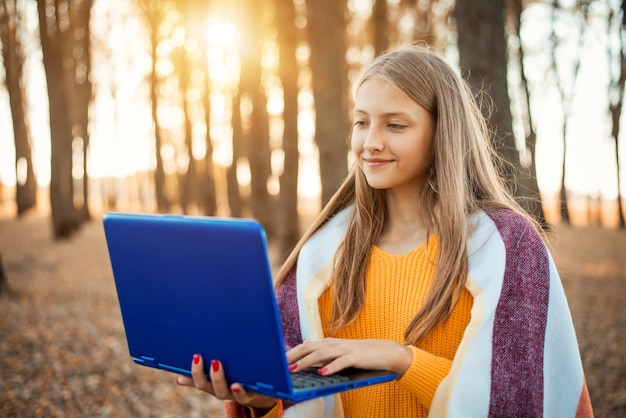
377;191;428;255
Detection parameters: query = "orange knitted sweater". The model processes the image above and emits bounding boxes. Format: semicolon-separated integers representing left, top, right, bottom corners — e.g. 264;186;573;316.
247;235;473;418
317;235;473;417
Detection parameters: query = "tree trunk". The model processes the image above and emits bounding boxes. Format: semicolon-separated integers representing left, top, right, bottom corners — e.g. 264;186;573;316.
608;1;626;229
141;2;170;213
0;251;8;295
0;0;37;216
547;1;589;224
372;0;388;56
179;48;197;214
558;125;570;223
228;92;244;218
411;0;445;50
200;33;217;216
508;0;547;227
37;0;79;238
454;0;521;196
275;0;301;259
239;0;273;231
307;0;350;206
72;0;93;222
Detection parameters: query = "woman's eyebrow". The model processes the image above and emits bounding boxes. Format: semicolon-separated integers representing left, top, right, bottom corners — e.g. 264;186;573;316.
380;111;410;118
353;108;410;118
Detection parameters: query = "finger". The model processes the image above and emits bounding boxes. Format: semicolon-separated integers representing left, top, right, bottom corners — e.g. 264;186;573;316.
209;359;231;399
229;383;253;404
230;383;278;411
176;375;194;387
288;340;341;371
316;356;349;376
190;353;213;393
286;340;321;367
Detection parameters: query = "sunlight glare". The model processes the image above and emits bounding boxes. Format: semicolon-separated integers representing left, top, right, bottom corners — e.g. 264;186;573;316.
266;85;284;116
236;158;251;187
206;20;240;90
16;158;28;186
348;0;373;18
206;20;238;53
72;137;84;180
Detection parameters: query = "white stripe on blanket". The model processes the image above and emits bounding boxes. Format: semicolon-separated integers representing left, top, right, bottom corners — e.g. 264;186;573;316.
290;207;353;418
287;209;587;417
543;251;585;417
430;211;505;416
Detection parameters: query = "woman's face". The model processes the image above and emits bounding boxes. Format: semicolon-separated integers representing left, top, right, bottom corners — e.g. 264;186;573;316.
351;78;435;194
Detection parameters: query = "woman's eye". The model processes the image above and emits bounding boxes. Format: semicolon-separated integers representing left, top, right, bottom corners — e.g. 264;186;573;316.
354;120;368;128
388;123;406;130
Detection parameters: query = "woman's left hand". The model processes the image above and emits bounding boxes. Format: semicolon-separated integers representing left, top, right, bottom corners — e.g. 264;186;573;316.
285;338;412;377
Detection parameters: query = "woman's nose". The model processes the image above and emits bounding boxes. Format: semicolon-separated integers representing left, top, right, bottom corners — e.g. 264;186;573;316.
363;127;384;151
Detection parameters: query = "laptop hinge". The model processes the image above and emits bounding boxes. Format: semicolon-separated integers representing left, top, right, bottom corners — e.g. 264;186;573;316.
255;382;275;391
135;356;157;367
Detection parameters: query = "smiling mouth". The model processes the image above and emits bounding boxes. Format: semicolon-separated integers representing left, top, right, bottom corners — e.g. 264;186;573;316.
364;157;393;167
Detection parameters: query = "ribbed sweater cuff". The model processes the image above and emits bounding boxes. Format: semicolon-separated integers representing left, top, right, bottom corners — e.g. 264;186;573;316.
398;345;452;409
246;401;282;418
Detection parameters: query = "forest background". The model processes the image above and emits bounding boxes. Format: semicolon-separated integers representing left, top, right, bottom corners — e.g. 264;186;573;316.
0;0;625;416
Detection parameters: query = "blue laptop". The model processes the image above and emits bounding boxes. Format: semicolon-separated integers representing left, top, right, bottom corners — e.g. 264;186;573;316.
102;212;397;403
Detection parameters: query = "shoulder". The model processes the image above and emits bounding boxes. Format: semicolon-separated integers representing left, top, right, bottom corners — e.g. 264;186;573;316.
481;208;543;249
468;208;548;271
477;209;551;288
299;205;353;264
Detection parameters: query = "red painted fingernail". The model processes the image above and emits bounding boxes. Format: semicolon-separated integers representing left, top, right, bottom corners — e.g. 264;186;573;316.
318;367;327;375
288;363;298;371
232;386;240;393
211;360;219;372
193;354;200;365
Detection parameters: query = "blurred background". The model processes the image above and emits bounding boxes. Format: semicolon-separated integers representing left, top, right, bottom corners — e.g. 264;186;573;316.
0;0;625;417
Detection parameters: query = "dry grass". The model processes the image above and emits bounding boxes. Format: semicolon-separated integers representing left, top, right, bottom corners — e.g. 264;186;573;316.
0;210;624;417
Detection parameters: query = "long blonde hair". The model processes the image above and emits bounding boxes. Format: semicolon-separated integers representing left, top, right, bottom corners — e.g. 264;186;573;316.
275;45;531;344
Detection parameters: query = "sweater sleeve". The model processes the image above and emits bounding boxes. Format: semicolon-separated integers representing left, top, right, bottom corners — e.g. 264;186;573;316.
244;401;284;418
397;345;452;409
224;400;284;418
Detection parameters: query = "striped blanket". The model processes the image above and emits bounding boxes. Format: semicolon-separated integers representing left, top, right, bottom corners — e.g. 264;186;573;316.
226;207;593;417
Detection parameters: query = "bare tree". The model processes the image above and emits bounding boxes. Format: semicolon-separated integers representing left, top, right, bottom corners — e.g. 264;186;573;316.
67;0;94;221
228;89;245;218
0;251;7;295
235;0;273;230
548;0;589;224
136;0;172;213
37;0;94;237
607;1;626;228
372;0;389;55
173;27;197;214
0;0;37;216
170;0;217;215
307;0;350;206
404;0;449;51
508;0;548;227
454;0;521;195
199;59;218;216
274;0;301;258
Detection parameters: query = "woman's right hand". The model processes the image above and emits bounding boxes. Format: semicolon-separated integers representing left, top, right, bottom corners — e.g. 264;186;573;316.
176;354;277;412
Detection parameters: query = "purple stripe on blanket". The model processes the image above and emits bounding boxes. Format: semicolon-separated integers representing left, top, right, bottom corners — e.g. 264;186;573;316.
487;210;550;417
276;266;303;351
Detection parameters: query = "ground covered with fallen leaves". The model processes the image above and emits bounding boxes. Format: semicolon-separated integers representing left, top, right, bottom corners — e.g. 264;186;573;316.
0;213;624;417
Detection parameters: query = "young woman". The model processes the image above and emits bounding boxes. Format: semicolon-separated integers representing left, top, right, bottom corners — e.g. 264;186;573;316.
177;45;592;417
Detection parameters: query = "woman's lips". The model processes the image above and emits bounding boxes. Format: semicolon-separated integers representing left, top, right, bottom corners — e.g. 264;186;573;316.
364;157;393;168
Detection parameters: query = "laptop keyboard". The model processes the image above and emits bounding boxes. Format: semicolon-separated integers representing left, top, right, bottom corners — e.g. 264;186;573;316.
291;369;351;389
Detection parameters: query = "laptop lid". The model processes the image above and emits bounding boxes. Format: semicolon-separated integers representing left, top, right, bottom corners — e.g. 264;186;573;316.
103;212;397;403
